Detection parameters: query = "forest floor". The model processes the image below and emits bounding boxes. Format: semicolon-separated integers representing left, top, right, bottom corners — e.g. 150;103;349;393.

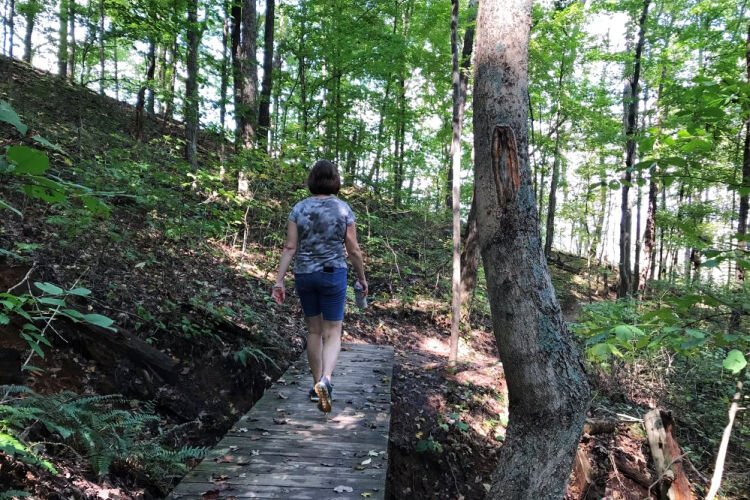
1;57;747;499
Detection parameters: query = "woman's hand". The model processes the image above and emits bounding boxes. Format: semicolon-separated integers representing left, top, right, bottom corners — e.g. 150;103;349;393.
271;285;286;304
357;279;368;296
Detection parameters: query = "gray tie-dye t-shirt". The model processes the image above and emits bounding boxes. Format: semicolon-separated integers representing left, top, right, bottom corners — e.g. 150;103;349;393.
289;196;356;274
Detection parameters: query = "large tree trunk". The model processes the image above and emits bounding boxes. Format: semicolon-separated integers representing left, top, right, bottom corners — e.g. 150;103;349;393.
618;0;650;298
258;0;274;152
57;0;69;77
233;0;258;150
473;1;590;497
185;0;201;169
232;0;258;194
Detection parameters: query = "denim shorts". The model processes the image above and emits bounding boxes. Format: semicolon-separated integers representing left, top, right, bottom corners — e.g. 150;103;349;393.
295;267;348;321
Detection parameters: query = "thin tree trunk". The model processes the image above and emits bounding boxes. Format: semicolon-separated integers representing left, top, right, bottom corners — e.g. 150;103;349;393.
134;41;157;140
58;0;69;77
22;1;36;63
185;0;201;169
98;0;104;94
145;40;156;114
449;0;462;364
544;54;566;256
473;1;590;496
68;0;76;80
460;189;480;304
163;34;178;120
113;36;118;99
737;23;750;283
219;2;230;129
258;0;274;152
618;0;650;298
7;0;15;59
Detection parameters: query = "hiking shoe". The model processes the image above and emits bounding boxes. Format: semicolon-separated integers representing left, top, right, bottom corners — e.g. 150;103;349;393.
309;388;319;402
314;376;333;413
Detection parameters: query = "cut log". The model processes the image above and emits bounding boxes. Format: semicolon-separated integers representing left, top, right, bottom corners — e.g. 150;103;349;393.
644;409;694;500
59;318;179;385
571;447;593;497
584;418;617;435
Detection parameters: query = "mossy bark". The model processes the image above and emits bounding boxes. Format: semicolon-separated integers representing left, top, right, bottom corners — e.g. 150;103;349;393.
472;0;591;497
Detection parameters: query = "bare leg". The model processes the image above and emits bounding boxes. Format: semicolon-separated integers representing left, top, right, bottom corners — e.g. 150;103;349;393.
321;319;343;379
305;315;323;384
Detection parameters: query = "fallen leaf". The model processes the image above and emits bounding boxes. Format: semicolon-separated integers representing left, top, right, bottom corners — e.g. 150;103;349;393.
251;450;260;456
361;493;372;498
368;450;379;457
360;458;372;466
333;485;354;493
483;483;491;493
277;391;288;399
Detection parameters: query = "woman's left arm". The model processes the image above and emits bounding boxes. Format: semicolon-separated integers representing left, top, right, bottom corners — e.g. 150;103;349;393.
272;221;298;304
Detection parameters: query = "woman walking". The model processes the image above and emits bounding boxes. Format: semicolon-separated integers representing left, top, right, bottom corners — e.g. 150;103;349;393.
271;160;368;413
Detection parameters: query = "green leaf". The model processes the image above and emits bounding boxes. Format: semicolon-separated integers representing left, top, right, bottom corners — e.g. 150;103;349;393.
67;287;92;297
0;100;28;135
0;312;9;325
37;297;66;307
7;146;49;175
34;282;64;296
22;178;66;203
20;333;45;359
612;324;645;341
61;309;84;320
82;313;116;330
80;194;110;216
31;135;64;153
0;198;22;217
723;350;747;375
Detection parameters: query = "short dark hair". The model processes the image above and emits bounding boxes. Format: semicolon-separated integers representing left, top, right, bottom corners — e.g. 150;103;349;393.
307;159;341;195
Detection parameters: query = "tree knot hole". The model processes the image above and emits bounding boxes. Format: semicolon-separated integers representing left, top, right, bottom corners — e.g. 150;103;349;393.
491;125;521;205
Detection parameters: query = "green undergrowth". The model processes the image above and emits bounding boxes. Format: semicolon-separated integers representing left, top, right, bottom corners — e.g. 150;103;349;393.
570;279;750;496
0;386;204;486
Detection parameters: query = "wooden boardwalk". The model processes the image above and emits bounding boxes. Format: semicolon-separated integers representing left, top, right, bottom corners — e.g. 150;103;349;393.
168;343;394;499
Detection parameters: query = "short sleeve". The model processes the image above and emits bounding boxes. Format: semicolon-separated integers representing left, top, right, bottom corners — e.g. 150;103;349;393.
288;201;301;223
345;202;355;225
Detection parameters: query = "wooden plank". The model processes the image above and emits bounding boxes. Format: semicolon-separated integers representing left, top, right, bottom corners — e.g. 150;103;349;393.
169;483;385;499
168;344;393;499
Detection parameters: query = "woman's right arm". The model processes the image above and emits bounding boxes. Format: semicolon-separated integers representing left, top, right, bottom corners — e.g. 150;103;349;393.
345;223;367;295
272;221;298;304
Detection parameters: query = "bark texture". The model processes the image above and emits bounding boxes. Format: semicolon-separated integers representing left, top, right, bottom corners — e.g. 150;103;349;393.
449;0;462;364
258;0;275;151
618;0;650;297
232;0;258;149
185;0;201;168
58;0;69;77
460;191;480;305
737;23;750;283
473;1;590;497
